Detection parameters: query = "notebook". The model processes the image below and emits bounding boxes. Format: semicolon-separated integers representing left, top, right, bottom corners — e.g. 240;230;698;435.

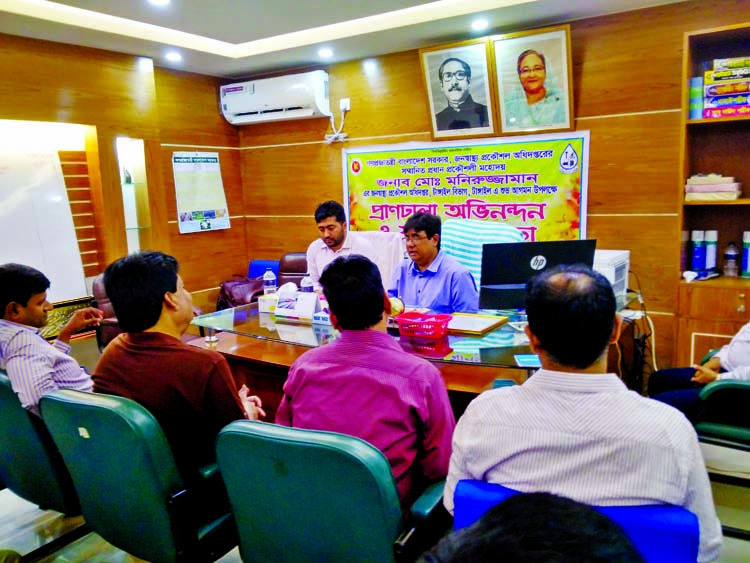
479;239;597;310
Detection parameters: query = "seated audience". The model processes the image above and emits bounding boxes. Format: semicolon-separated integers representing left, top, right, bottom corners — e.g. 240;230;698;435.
444;265;722;562
0;263;102;414
306;200;379;291
419;492;644;563
389;212;478;313
276;255;455;507
649;321;750;421
93;251;264;489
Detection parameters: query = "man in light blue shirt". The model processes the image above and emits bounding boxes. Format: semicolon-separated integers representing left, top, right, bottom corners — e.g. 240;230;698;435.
389;212;478;313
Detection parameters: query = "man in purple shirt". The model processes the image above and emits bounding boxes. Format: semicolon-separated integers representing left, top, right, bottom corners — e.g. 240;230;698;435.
276;255;456;507
389;212;478;313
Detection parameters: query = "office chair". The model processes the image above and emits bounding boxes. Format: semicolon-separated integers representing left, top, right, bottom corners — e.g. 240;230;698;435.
452;480;699;563
40;389;237;563
91;274;122;352
278;252;308;287
216;420;446;563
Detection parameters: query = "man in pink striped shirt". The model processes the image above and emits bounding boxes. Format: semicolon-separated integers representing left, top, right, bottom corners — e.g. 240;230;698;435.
0;263;102;414
276;255;455;507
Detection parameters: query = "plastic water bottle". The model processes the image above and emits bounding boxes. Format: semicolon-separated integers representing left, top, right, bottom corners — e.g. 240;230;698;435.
262;268;277;294
742;232;750;278
300;274;314;293
723;242;740;278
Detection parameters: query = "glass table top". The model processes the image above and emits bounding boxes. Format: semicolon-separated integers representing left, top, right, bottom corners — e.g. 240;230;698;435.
192;304;534;369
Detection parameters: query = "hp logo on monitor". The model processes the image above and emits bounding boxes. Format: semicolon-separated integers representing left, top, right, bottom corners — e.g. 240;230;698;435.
530;255;547;270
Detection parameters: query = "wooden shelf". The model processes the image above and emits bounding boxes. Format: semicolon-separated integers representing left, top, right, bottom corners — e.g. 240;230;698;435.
679;276;750;289
683;199;750;206
687;115;750;126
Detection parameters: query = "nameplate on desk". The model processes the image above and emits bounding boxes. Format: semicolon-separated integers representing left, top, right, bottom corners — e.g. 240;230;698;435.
274;292;320;322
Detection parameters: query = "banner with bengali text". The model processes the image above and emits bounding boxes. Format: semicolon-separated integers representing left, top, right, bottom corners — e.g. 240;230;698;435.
343;131;589;241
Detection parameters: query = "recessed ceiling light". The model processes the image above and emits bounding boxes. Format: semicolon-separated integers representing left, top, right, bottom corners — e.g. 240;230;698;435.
471;18;489;32
165;51;182;62
148;0;171;6
318;47;334;59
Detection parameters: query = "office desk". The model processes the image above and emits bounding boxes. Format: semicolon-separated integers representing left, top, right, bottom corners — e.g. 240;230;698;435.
189;304;531;420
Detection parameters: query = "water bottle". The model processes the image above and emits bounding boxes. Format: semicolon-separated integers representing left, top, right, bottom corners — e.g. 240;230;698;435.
690;230;705;271
723;242;740;278
742;232;750;278
262;268;277;294
704;230;718;271
300;273;314;293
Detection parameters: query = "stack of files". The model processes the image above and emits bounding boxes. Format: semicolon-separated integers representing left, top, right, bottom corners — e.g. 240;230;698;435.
684;174;741;201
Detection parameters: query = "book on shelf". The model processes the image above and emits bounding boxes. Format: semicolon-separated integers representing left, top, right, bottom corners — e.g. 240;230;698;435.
685;192;739;202
704;80;750;97
704;67;750;84
686;174;735;185
703;93;750;109
713;57;750;71
685;182;740;193
703;106;750;119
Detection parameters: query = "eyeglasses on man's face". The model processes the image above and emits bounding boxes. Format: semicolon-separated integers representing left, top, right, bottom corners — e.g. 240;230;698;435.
442;71;468;82
519;65;545;77
403;234;430;244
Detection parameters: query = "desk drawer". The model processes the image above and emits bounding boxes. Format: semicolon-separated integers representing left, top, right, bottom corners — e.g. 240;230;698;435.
678;283;750;322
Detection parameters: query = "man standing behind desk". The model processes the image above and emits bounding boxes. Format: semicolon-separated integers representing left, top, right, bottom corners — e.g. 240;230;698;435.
93;251;263;495
444;265;722;562
0;263;102;414
389;212;478;313
276;255;455;507
306;200;378;291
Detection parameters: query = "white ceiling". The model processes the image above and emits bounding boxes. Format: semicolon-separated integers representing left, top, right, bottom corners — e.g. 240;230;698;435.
0;0;686;79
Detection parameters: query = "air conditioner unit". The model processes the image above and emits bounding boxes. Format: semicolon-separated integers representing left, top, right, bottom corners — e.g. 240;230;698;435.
219;70;331;125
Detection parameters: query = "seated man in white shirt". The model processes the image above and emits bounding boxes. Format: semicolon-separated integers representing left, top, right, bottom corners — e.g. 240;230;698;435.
0;263;103;414
306;200;378;291
444;265;722;563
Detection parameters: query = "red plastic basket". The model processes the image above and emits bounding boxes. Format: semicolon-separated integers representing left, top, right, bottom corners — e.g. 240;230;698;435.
395;312;452;339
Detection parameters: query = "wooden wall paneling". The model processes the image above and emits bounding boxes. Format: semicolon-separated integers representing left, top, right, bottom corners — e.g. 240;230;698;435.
142;139;170;253
167;219;250;293
0;34;159;139
245;217;318;260
154;68;239;148
241;144;344;215
584;113;682;213
675;318;741;366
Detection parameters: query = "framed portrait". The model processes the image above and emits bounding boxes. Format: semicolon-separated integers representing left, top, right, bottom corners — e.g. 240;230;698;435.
492;25;574;134
419;38;497;140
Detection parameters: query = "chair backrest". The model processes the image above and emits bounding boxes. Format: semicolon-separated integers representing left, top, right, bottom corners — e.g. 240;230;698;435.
0;372;80;515
453;480;700;563
40;389;188;563
217;420;403;563
278;252;308;287
248;259;280;279
352;230;407;287
441;219;524;286
92;273;123;350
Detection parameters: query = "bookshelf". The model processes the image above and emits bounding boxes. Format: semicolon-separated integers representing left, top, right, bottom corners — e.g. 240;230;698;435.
676;23;750;365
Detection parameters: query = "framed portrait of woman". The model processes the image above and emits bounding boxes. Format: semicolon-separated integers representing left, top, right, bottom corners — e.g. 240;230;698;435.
492;25;574;134
419;38;498;140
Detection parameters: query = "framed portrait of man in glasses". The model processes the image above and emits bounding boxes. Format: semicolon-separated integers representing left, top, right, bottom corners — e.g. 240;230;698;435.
493;25;574;134
419;38;498;140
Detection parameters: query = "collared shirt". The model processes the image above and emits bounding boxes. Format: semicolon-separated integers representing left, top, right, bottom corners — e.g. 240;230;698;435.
435;96;489;131
715;321;750;380
0;319;92;414
389;250;478;313
306;232;379;291
445;369;722;563
276;329;456;507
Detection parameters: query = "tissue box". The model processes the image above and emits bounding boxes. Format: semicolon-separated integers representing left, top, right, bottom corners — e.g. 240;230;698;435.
257;294;277;313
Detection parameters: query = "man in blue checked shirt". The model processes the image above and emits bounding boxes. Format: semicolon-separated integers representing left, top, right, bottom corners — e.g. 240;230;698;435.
0;263;102;414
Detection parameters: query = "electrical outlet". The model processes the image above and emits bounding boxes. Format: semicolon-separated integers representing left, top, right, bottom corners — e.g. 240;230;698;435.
339;98;351;112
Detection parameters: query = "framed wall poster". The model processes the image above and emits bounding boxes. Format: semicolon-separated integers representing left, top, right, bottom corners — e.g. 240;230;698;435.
493;25;574;134
420;39;497;140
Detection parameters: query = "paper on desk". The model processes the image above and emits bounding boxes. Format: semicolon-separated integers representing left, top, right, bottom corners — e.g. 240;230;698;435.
448;313;508;335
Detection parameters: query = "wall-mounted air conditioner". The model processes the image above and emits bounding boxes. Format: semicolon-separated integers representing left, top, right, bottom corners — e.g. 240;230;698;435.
219;70;331;125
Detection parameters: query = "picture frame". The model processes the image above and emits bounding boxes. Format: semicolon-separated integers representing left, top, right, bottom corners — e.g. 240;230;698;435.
492;25;574;134
419;38;497;140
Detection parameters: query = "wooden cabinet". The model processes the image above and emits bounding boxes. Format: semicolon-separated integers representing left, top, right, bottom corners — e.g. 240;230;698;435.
676;24;750;365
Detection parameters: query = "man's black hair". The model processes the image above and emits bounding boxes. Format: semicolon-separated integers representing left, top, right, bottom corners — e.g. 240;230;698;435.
525;264;616;369
103;251;179;333
403;212;442;249
314;201;346;224
419;492;644;563
0;263;50;314
438;57;472;82
319;255;385;331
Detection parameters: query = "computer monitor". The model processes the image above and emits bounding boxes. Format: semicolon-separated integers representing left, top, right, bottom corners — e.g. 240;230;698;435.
479;239;597;310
